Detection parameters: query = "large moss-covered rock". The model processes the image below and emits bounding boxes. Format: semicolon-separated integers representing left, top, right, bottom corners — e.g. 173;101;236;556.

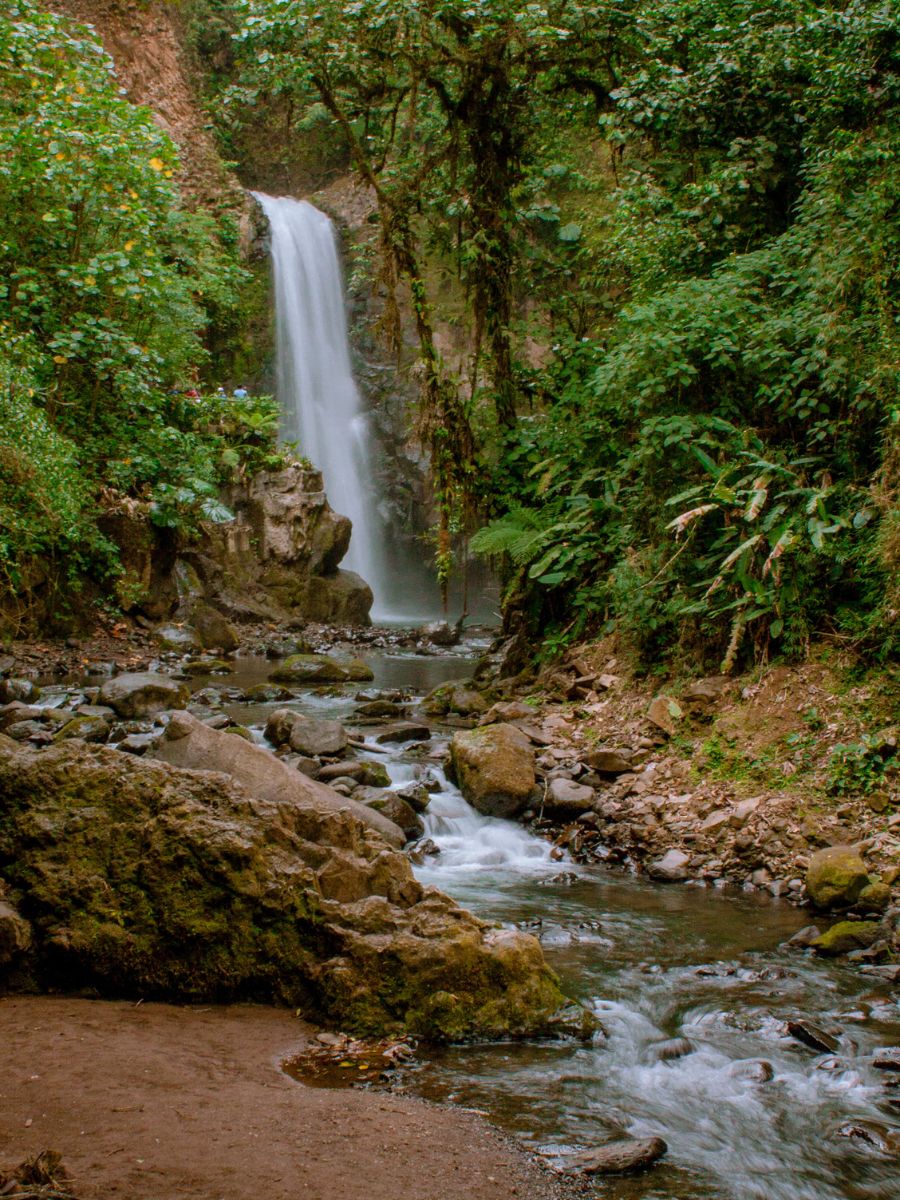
811;921;881;956
270;654;374;684
450;724;536;818
0;738;571;1041
806;846;871;910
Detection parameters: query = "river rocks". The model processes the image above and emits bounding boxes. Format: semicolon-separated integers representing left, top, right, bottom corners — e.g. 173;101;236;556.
98;672;190;718
418;620;461;647
356;789;424;841
647;849;691;882
811;920;881;956
450;724;536;818
873;1047;900;1071
423;682;489;718
269;653;374;684
571;1137;667;1175
317;760;391;788
806;846;871;909
787;1019;841;1054
52;714;111;744
265;709;348;757
0;678;40;704
356;699;404;718
0;736;572;1040
373;721;431;744
153;711;404;848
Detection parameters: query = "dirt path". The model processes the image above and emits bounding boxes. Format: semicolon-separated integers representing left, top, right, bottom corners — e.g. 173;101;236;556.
0;997;569;1200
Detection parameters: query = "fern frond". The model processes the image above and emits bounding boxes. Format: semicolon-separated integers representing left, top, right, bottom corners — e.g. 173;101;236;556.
470;507;552;565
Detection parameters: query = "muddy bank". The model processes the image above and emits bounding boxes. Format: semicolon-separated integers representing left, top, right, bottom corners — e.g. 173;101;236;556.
0;996;575;1200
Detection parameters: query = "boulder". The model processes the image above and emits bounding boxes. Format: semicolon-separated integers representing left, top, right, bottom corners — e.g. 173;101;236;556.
153;711;403;849
187;603;240;652
571;1138;667;1175
98;673;189;719
806;846;871;909
423;682;489;718
647;696;682;737
317;760;391;788
811;921;881;956
419;620;460;647
857;882;891;913
373;722;431;745
264;709;348;757
586;748;633;775
155;624;202;652
0;679;40;704
0;737;572;1041
356;789;425;842
52;714;110;744
543;777;595;818
270;654;374;684
450;724;535;818
647;849;691;882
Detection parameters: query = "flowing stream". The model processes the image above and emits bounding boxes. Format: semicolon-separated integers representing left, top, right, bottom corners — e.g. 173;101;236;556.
211;645;900;1200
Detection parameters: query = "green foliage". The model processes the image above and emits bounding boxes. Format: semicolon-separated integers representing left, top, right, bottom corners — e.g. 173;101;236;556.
0;333;112;594
470;1;899;666
0;1;256;612
828;737;895;798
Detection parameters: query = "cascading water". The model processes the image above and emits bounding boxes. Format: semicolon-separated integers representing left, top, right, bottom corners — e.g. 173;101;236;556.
252;193;388;612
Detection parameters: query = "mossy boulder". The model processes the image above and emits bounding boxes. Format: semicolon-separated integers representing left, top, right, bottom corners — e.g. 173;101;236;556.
450;724;536;818
270;654;374;684
423;682;490;718
806;846;871;910
0;738;573;1041
810;921;881;956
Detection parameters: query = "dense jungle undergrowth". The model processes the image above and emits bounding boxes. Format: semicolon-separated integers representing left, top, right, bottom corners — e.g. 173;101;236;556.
1;0;898;674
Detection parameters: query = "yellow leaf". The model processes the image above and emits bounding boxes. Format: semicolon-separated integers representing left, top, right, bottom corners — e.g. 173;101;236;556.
75;84;85;95
149;157;165;172
55;152;65;161
129;190;138;199
84;275;96;286
52;355;67;364
119;204;129;212
164;170;174;178
124;240;135;251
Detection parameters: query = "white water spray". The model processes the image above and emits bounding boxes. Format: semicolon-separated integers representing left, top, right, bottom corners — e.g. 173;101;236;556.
252;192;386;609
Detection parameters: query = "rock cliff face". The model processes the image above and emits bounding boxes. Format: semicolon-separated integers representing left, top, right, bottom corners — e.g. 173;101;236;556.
50;0;242;211
0;735;569;1041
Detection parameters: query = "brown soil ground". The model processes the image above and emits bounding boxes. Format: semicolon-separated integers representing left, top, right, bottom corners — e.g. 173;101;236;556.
0;996;572;1200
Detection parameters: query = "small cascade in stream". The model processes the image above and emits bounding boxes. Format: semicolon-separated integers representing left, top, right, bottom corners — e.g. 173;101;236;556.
385;761;554;874
252;192;389;613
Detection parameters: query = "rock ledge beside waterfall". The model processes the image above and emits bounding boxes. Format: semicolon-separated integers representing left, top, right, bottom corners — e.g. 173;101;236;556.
111;460;374;629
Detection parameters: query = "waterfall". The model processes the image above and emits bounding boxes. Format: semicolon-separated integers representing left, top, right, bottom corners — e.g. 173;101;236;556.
252;193;387;611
